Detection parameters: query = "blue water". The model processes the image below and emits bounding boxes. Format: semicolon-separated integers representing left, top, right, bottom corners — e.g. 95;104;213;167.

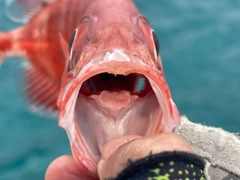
0;1;240;179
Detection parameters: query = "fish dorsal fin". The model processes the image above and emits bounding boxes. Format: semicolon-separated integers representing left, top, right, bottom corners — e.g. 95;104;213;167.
13;59;60;118
5;0;56;23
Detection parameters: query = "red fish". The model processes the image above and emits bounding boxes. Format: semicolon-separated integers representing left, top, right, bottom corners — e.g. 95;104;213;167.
0;0;180;177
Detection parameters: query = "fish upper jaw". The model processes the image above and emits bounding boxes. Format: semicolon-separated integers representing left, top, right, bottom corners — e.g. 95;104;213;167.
58;49;180;176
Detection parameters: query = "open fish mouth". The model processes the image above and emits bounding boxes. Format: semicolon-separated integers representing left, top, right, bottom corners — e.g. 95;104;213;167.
59;49;179;169
76;73;161;158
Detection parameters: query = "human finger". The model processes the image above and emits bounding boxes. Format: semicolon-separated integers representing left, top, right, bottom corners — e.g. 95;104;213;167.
45;155;96;180
98;132;193;180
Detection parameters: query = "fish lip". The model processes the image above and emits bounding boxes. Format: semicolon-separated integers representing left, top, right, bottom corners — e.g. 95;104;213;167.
58;52;180;175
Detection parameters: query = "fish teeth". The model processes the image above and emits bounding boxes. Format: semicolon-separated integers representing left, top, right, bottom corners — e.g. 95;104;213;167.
103;49;130;63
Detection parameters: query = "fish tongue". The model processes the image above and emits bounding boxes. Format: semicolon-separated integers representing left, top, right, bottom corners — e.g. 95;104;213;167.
91;90;138;119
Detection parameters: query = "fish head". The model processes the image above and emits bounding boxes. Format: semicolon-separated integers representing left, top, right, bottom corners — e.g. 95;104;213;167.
57;14;180;176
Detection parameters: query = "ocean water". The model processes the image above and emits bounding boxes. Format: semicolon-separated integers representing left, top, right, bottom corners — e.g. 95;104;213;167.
0;0;240;179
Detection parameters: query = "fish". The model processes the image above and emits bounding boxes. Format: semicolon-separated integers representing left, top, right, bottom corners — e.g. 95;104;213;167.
0;0;180;177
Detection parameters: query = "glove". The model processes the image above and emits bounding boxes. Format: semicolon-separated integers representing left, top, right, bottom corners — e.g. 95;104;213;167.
175;116;240;180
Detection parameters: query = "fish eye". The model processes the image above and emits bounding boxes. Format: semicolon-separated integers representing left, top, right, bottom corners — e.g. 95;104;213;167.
69;29;77;55
68;29;78;72
152;30;160;56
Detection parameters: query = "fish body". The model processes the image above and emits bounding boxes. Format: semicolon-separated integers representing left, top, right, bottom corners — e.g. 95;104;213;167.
0;0;180;177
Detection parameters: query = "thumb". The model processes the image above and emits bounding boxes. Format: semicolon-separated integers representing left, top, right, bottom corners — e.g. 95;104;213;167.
45;155;96;180
98;133;193;180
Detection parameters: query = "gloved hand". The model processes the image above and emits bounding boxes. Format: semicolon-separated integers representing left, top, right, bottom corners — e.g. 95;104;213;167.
46;133;203;180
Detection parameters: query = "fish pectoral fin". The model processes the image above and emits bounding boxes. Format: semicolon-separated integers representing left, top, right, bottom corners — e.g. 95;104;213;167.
13;60;60;118
5;0;57;23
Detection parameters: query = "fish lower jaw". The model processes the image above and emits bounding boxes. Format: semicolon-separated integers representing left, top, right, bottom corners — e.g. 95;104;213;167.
71;90;165;177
